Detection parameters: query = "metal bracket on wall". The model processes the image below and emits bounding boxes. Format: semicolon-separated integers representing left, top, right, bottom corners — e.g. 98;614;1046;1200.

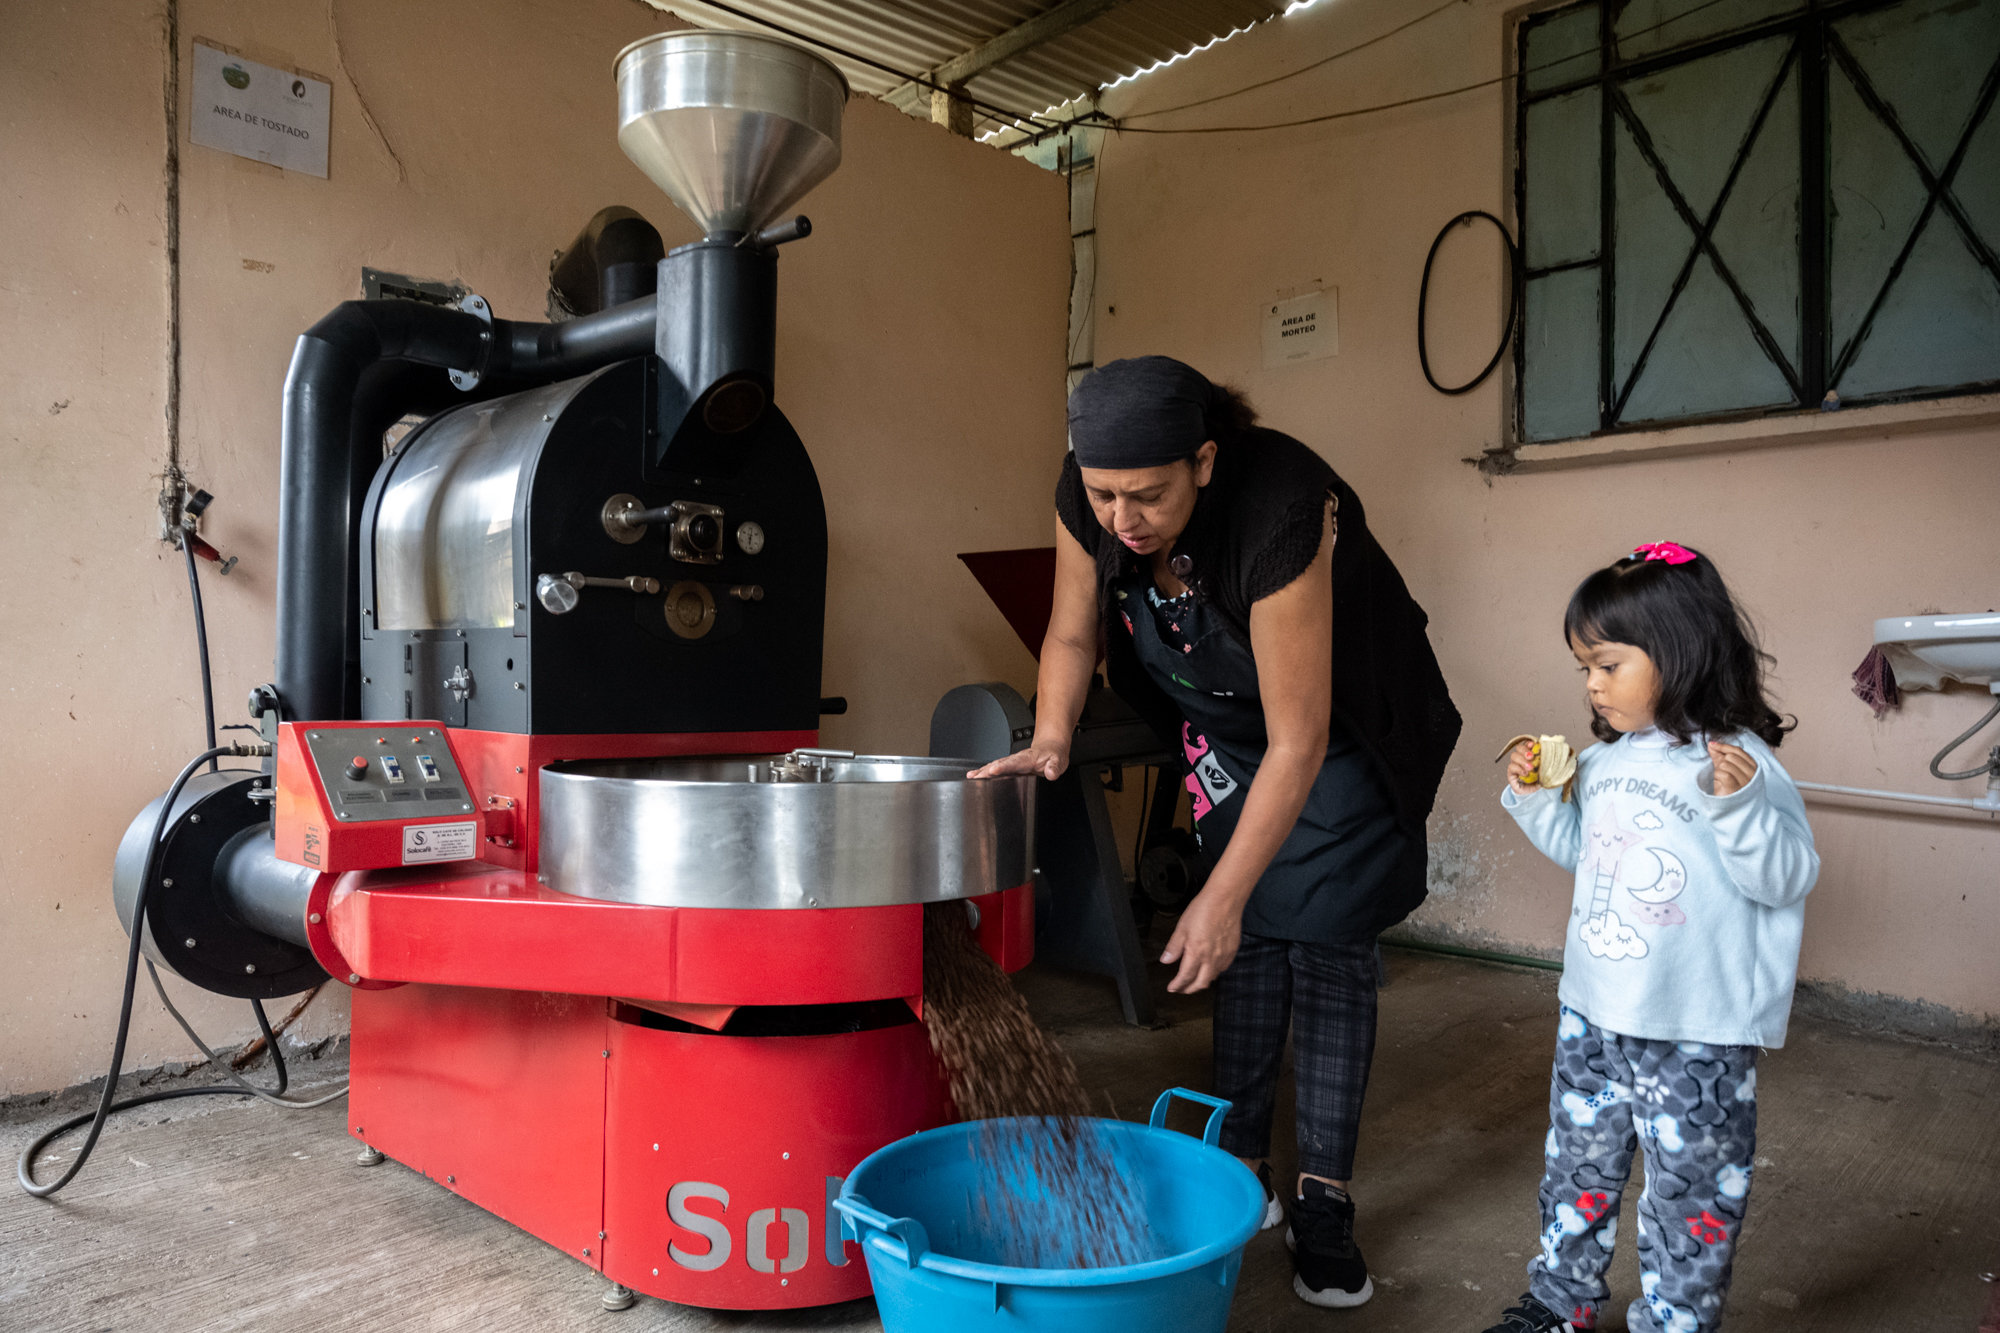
361;267;467;306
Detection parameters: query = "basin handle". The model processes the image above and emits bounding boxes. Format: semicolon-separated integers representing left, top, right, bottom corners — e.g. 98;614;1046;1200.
830;1193;931;1269
1148;1087;1233;1147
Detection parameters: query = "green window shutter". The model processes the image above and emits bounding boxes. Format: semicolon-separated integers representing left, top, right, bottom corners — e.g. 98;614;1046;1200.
1514;0;2000;445
1827;0;2000;398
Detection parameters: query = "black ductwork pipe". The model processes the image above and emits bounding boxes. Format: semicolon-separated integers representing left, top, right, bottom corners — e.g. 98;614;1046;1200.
655;238;777;446
275;292;657;724
216;827;318;949
549;206;666;316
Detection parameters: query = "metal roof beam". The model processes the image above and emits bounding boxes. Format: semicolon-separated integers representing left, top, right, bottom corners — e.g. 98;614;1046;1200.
885;0;1130;115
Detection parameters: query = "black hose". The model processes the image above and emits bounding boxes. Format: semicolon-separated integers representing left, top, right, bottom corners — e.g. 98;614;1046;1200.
180;535;218;772
144;962;344;1111
15;743;342;1199
250;998;289;1094
17;744;230;1198
1418;209;1520;396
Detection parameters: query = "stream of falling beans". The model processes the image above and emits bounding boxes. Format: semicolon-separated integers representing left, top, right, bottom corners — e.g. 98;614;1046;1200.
919;902;1160;1269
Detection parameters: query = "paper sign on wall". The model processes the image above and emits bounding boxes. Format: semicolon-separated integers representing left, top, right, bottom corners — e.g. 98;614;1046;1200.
189;42;330;178
1261;289;1338;369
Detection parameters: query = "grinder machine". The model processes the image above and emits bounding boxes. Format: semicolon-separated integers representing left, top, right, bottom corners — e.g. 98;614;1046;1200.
106;31;1036;1311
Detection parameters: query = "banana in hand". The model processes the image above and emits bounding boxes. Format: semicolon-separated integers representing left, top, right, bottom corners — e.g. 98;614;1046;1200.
1496;733;1578;802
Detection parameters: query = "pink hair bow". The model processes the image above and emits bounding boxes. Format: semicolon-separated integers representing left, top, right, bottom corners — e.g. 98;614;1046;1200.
1633;541;1696;565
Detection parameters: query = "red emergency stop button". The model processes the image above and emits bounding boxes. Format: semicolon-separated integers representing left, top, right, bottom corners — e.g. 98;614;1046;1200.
345;756;371;781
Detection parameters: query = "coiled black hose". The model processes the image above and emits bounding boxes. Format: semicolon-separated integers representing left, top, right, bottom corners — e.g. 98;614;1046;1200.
18;745;233;1198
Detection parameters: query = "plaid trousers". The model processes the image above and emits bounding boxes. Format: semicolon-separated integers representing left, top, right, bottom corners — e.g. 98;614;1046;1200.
1211;932;1379;1181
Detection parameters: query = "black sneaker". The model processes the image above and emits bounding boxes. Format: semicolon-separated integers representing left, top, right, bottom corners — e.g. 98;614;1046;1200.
1289;1178;1371;1308
1480;1293;1581;1332
1254;1161;1283;1232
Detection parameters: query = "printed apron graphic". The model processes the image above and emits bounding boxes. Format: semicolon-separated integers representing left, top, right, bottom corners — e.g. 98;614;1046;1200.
1182;724;1239;822
1576;803;1686;960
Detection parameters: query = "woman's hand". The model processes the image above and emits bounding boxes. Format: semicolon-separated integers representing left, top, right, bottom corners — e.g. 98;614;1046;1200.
968;742;1070;782
1506;739;1540;796
967;521;1096;783
1160;886;1245;994
1708;741;1758;797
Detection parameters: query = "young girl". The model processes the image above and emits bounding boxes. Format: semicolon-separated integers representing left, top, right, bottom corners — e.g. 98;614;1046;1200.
1481;542;1819;1333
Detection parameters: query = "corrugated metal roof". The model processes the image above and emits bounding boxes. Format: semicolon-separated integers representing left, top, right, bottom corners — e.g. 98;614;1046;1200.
641;0;1291;143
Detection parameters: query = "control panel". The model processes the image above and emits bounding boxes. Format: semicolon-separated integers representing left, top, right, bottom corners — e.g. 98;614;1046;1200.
302;726;472;823
274;721;485;872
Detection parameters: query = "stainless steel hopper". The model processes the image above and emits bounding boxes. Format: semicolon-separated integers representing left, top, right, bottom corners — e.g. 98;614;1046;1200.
615;31;848;240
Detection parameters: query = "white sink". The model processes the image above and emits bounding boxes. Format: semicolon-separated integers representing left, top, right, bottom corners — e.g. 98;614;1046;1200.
1874;612;2000;691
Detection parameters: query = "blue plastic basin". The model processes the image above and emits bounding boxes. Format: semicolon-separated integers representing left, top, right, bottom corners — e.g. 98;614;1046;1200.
833;1088;1263;1333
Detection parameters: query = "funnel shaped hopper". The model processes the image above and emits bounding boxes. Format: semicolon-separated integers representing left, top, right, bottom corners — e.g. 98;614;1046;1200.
616;31;848;239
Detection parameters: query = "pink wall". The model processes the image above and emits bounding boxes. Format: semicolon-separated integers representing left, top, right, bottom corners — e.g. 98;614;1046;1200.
1092;0;1999;1024
0;0;1066;1096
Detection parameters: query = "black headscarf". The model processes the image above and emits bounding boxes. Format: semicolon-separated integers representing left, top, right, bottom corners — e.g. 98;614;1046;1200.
1066;356;1220;468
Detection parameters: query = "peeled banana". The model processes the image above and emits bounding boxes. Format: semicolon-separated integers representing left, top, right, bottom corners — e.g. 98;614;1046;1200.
1496;733;1578;802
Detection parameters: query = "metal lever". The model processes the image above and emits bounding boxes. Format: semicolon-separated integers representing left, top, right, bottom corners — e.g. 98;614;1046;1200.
604;501;677;534
601;494;727;565
535;571;660;615
568;572;660;593
744;215;811;249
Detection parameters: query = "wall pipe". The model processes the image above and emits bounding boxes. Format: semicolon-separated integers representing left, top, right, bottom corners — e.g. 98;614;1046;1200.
1380;934;1563;973
1795;779;2000;816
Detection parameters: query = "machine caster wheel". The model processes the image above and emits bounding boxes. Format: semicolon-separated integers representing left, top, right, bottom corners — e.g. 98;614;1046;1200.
356;1145;385;1166
601;1283;635;1311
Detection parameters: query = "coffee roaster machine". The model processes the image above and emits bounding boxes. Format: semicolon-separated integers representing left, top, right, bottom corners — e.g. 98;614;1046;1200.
107;32;1036;1312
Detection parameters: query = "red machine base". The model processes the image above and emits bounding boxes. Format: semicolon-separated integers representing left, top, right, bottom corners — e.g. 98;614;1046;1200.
351;982;951;1309
342;876;1034;1309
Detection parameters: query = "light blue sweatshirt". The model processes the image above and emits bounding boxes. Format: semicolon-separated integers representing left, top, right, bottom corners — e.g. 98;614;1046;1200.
1502;727;1819;1048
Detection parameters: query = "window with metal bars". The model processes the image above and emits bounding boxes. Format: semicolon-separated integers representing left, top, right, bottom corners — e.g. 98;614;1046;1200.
1513;0;2000;444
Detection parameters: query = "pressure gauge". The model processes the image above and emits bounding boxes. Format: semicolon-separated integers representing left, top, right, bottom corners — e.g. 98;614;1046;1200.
735;521;766;556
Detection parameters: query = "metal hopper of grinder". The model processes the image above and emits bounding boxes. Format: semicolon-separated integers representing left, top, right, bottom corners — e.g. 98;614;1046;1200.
615;31;849;446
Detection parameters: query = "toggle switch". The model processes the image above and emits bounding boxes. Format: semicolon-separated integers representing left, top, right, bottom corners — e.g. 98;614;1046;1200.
345;756;370;782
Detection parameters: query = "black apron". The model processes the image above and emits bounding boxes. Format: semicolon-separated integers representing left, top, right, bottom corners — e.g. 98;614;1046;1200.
1117;571;1425;945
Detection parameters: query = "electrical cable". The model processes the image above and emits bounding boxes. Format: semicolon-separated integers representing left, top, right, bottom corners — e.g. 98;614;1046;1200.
21;522;347;1197
180;533;218;773
1929;695;2000;781
1100;0;1738;136
1124;0;1463;122
14;743;346;1198
169;508;344;1107
1418;209;1520;395
18;744;231;1198
147;963;348;1110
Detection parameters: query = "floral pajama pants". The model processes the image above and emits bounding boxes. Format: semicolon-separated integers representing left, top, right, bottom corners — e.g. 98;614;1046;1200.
1528;1007;1760;1332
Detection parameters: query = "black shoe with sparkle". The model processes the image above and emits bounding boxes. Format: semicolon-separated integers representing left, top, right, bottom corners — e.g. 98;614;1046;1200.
1479;1293;1581;1332
1288;1178;1372;1308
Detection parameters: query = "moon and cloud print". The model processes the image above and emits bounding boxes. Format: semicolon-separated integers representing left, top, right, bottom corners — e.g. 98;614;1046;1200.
1577;803;1691;959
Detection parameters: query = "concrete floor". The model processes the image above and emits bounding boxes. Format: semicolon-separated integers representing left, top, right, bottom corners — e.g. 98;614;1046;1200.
4;948;1997;1332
